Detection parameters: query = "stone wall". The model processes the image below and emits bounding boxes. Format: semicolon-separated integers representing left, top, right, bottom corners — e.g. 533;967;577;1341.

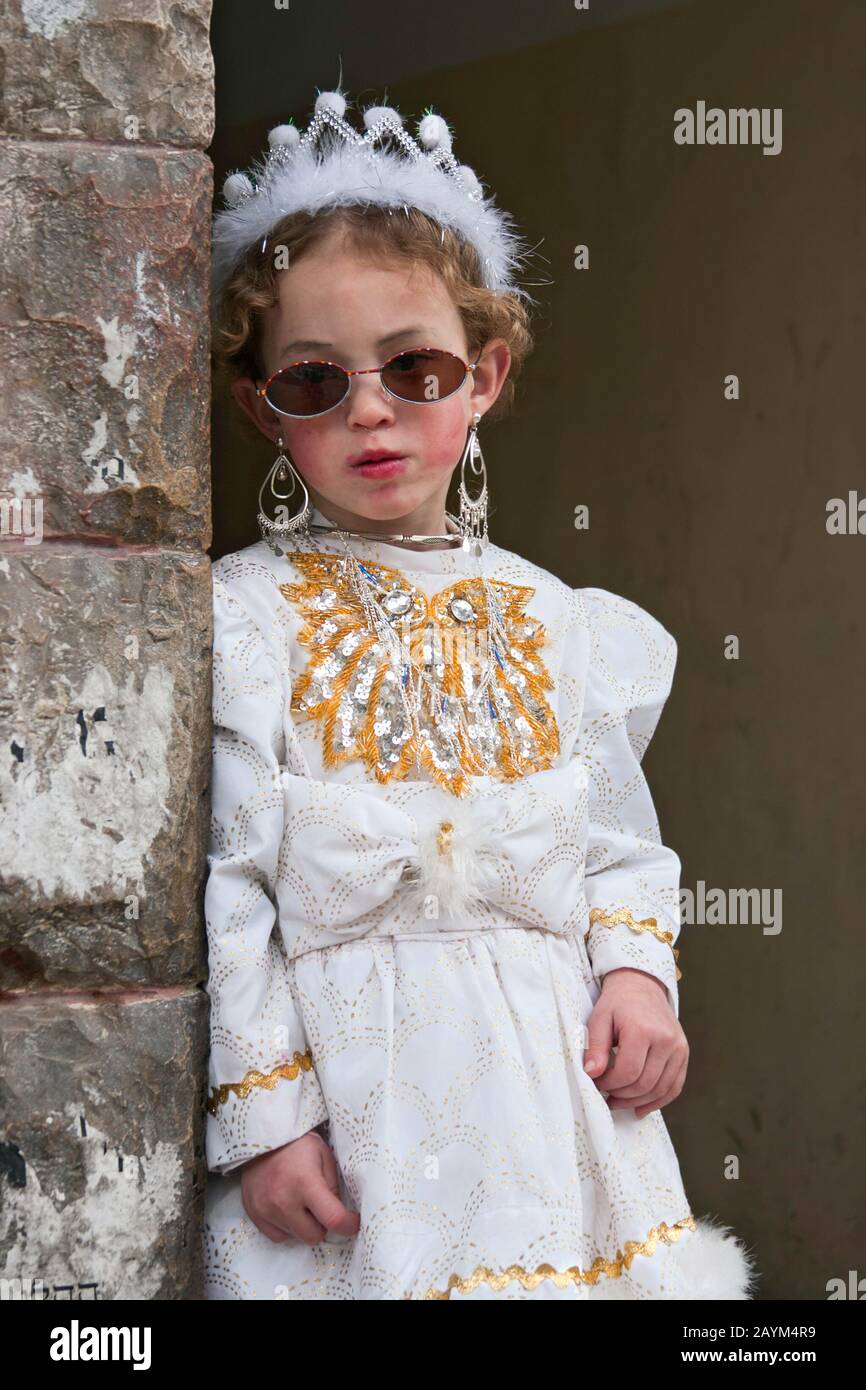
0;0;214;1299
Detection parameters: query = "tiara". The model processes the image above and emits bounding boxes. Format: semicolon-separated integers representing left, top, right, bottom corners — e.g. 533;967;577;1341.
211;86;536;306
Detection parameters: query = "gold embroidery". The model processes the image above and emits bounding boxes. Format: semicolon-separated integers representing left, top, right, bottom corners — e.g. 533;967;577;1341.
206;1049;314;1116
587;906;682;980
280;552;559;796
420;1213;698;1299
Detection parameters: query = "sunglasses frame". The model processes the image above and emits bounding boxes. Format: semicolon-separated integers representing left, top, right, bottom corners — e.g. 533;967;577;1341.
256;345;479;419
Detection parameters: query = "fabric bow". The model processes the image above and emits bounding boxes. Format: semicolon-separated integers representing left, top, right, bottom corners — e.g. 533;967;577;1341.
277;761;589;939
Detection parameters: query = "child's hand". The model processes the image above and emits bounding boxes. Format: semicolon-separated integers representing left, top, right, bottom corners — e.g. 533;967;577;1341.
582;967;689;1118
240;1130;362;1245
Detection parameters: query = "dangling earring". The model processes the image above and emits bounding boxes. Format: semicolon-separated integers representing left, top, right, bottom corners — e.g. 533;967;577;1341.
456;412;488;557
257;435;312;554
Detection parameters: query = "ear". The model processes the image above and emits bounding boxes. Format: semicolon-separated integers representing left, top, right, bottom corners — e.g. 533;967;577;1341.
468;338;512;417
230;375;280;442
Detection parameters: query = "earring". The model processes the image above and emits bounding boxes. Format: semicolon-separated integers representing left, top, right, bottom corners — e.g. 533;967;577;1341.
257;436;312;554
456;412;488;557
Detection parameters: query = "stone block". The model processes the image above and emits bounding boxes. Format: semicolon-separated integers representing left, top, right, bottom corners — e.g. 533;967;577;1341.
0;0;214;146
0;988;208;1300
0;141;213;548
0;546;212;991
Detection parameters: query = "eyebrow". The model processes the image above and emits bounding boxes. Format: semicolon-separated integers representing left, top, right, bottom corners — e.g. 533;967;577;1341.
278;326;436;358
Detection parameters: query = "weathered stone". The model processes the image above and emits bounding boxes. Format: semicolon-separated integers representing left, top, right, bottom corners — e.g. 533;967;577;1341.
0;141;213;548
0;989;208;1299
0;547;212;990
0;0;214;147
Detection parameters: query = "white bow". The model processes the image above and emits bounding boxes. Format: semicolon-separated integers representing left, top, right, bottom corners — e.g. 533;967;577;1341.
277;762;589;939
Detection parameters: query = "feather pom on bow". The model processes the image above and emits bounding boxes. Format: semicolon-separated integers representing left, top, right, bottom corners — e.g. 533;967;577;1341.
397;796;503;924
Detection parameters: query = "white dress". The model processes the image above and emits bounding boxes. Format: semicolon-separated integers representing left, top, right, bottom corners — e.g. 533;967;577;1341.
202;506;756;1300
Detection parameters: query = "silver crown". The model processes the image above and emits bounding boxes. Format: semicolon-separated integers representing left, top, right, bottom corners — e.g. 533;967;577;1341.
212;86;535;304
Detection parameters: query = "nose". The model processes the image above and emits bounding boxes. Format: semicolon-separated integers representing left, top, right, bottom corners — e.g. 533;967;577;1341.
344;371;397;431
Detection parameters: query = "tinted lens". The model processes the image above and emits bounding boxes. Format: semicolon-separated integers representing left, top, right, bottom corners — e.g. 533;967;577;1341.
382;349;466;403
265;361;348;416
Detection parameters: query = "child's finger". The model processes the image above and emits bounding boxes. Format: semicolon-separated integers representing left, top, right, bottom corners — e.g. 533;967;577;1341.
583;1006;614;1078
283;1204;329;1245
634;1056;689;1116
316;1136;360;1226
595;1030;650;1092
250;1199;326;1245
306;1183;361;1237
251;1213;294;1243
603;1042;669;1099
608;1054;683;1113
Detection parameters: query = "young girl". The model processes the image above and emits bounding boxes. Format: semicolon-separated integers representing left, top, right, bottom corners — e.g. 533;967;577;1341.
202;87;757;1300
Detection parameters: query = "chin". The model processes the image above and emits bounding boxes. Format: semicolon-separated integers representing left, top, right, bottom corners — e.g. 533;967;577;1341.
347;488;425;520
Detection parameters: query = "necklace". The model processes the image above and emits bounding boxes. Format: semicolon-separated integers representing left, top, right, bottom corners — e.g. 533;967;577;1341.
305;515;462;550
280;512;559;796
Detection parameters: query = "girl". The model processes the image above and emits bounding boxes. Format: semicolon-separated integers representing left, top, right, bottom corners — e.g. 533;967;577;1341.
202;87;757;1300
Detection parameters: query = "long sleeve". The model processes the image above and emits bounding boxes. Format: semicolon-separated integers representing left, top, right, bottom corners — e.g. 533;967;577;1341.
204;571;328;1175
575;586;682;1018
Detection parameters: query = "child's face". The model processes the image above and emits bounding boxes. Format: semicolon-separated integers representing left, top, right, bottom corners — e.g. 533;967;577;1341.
230;228;511;536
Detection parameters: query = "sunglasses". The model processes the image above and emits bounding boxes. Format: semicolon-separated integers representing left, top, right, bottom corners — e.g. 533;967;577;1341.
256;346;479;418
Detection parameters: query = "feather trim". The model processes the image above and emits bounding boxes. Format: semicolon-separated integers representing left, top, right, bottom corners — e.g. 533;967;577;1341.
398;796;501;924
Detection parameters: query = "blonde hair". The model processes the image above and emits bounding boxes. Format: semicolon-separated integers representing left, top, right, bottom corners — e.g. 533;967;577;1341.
212;203;535;422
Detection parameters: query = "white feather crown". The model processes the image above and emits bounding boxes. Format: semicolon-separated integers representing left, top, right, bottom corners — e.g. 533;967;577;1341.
211;86;536;307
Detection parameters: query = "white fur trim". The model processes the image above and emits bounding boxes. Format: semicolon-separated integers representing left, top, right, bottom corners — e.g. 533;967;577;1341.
363;105;403;130
213;141;529;303
457;164;482;196
418;112;452;152
221;172;253;208
268;123;299;150
211;88;535;306
590;1215;760;1300
314;90;346;118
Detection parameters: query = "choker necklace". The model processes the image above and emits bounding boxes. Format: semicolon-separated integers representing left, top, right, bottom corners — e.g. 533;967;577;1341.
305;510;463;551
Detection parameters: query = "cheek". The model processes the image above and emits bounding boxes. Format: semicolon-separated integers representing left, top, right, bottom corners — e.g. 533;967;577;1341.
275;418;336;489
404;402;468;470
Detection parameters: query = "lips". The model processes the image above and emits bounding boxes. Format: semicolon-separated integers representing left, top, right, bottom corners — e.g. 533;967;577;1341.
349;449;405;467
351;456;408;479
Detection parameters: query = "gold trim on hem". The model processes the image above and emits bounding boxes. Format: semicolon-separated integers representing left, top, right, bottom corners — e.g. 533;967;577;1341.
420;1213;698;1299
587;906;682;980
206;1049;314;1116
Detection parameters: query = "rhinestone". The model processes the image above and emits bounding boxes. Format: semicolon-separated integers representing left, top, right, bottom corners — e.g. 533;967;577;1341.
448;596;475;623
382;589;412;617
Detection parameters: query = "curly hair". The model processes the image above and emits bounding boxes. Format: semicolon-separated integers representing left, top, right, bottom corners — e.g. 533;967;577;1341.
212;202;537;423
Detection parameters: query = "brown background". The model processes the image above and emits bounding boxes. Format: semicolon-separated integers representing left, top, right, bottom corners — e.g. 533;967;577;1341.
209;0;866;1298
